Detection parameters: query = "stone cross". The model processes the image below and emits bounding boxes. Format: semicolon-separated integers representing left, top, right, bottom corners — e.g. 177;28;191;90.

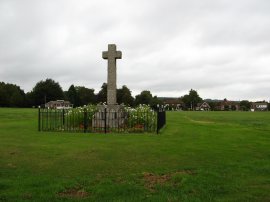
102;44;122;105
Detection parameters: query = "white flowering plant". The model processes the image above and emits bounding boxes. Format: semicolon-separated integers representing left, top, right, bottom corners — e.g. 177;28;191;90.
47;104;156;132
64;104;97;130
124;104;157;132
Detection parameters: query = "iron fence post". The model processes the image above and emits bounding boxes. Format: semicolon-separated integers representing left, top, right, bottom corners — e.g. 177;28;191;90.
84;108;87;133
104;107;107;134
62;108;65;126
38;106;41;131
157;110;159;134
46;108;48;130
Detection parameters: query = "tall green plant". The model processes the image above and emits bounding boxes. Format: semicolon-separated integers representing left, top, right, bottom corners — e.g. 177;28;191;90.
124;104;157;131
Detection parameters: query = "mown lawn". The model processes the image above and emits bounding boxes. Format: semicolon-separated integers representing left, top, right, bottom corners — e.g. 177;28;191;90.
0;108;270;201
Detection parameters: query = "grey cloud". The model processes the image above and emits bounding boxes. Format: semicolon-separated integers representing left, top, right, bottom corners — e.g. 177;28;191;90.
0;0;269;101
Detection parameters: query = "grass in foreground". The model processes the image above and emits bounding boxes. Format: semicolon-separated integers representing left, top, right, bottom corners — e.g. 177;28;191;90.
0;108;270;201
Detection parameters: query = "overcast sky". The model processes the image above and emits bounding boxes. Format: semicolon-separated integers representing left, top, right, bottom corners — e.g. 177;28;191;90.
0;0;270;101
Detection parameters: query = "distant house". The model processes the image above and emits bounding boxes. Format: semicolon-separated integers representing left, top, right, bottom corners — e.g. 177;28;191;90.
215;99;240;111
196;102;211;111
251;102;268;111
45;100;73;109
158;97;184;110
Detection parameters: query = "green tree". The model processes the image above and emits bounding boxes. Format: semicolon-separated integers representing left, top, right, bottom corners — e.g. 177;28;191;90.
181;94;191;110
189;89;203;109
231;105;237;111
208;102;217;111
135;90;153;106
25;91;35;107
0;82;26;107
97;83;107;103
240;100;251;111
31;78;64;106
181;89;203;110
224;105;229;111
117;85;134;106
77;86;96;106
67;85;80;107
0;82;8;106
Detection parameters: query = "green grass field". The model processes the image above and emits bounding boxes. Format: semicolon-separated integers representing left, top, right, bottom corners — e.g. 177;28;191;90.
0;108;270;201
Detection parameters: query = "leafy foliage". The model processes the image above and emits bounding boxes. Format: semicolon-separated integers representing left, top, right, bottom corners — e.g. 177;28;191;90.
97;83;107;103
31;78;64;106
76;86;96;106
117;85;134;106
66;85;79;107
64;104;98;128
181;89;203;110
240;100;251;111
135;90;153;106
0;80;163;108
0;82;26;107
42;104;157;132
124;104;157;131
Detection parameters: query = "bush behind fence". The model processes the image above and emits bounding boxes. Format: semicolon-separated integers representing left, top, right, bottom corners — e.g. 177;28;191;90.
39;105;166;134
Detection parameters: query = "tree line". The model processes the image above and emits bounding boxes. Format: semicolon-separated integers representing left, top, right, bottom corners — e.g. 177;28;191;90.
1;79;269;110
0;79;163;108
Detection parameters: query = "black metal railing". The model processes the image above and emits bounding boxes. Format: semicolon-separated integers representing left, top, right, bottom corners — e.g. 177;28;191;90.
157;109;166;134
38;107;165;134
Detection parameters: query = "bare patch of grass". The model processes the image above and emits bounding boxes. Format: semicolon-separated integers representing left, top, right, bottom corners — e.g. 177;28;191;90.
21;193;32;200
143;170;196;192
57;186;89;199
7;163;16;168
143;172;171;192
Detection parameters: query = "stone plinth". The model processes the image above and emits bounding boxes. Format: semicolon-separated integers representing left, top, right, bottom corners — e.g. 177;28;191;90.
92;104;125;129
